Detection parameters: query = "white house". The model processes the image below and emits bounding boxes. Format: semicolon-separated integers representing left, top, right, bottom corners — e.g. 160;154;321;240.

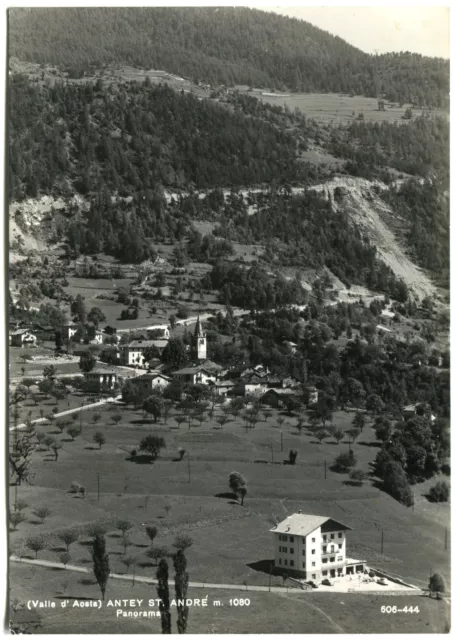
90;329;105;345
270;512;365;582
10;329;37;347
85;369;117;389
62;322;78;341
119;340;168;367
135;371;171;393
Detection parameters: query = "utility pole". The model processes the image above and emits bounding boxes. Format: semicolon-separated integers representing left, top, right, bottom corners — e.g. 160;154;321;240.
380;530;384;555
324;460;327;480
97;472;100;502
445;527;448;550
280;430;283;452
187;453;191;483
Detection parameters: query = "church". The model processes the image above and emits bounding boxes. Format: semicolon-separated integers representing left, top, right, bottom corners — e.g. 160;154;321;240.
192;315;207;360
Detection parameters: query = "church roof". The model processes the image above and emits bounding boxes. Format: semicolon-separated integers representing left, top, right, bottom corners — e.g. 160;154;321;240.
194;315;205;337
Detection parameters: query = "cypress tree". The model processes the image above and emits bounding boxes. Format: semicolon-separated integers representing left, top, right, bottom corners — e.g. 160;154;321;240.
157;558;172;633
173;550;189;634
92;534;110;601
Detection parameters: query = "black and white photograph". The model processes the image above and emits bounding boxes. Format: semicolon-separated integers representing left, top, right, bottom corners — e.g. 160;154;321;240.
5;3;450;634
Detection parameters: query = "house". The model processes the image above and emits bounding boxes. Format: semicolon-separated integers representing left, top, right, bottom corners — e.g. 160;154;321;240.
135;371;171;393
271;512;365;582
261;388;303;409
90;329;105;345
147;326;170;340
213;380;235;396
119;340;169;367
10;329;37;347
173;364;218;386
304;386;318;406
62;322;78;341
85;369;117;389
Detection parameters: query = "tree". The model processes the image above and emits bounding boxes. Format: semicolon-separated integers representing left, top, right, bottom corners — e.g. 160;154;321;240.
58;529;80;551
9;431;36;486
13;498;28;513
93;432;106;449
147;546;169;565
346;428;361;445
59;551;71;568
428;481;450;503
25;535;46;558
332;427;345;444
238;486;247;505
10;511;26;531
383;460;414;506
333;451;357;472
349;469;366;485
92;534;110;601
157;558;172;633
38;378;54;397
288;449;298;465
374;417;393;442
145;525;158;544
67;425;81;441
352;413;366;432
161;337;187;369
87;307;106;327
173;534;193;552
33;507;51;524
143;394;164;423
139;435;166;461
51;442;62;461
116;519;133;539
229;471;247;502
314;429;329;443
174;550;189;634
169;315;177;330
79;351;97;373
111;412;122;425
366;394;385;415
428;573;445;599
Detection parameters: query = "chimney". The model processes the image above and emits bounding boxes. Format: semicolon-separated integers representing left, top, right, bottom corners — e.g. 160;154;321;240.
298;510;302;514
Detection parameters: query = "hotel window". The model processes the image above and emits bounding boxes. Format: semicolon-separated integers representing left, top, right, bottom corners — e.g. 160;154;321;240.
302;562;306;568
322;546;327;553
330;557;335;563
338;533;342;538
323;535;327;542
331;534;335;540
312;538;315;542
312;562;315;567
311;549;315;554
290;560;294;567
284;559;288;566
312;574;316;579
302;550;305;556
338;544;342;549
283;535;288;542
322;558;328;564
337;556;343;561
279;558;282;565
289;536;294;542
290;548;294;554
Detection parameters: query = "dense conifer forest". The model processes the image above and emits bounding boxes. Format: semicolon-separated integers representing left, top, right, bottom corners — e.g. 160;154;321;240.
9;7;449;107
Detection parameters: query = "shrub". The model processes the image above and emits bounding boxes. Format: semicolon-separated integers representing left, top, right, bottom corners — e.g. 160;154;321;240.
441;463;450;476
349;469;366;484
333;452;357;472
428;481;450;503
68;481;82;493
173;534;193;551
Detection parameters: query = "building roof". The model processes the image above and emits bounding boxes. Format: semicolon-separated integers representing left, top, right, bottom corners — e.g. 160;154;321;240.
214;380;235;387
138;371;171;381
173;367;200;376
264;388;303;396
123;340;168;349
194;315;205;337
87;369;118;376
270;513;352;537
10;328;35;336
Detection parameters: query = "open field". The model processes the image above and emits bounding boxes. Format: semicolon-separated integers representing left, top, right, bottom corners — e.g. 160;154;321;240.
244;90;447;125
10;563;449;634
9;402;450;597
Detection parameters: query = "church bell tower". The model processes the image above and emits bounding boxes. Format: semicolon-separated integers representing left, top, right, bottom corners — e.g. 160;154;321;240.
193;315;207;361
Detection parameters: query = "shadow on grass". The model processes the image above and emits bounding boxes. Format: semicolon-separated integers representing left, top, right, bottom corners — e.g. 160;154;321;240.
137;561;158;569
125;454;156;464
78;540;96;547
60;438;74;443
342;480;364;487
214;492;237;500
79;578;96;586
84;446;99;450
130;419;154;425
358;441;381;448
246;558;276;575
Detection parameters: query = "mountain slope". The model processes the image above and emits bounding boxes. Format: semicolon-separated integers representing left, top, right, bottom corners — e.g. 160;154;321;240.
9;7;449;107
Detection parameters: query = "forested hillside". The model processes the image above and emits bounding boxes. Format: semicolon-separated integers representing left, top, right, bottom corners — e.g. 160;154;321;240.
8;76;308;200
9;7;449;107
